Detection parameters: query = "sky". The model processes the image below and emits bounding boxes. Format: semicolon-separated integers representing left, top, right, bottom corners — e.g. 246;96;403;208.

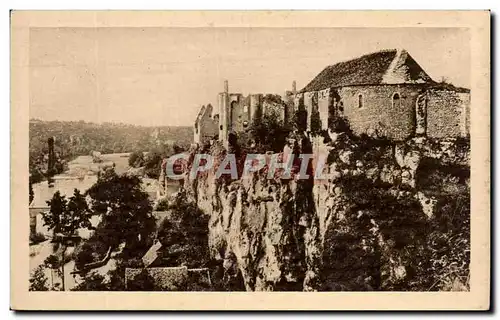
29;27;470;127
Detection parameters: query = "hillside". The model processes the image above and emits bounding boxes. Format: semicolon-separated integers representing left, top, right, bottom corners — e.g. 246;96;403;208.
29;119;192;183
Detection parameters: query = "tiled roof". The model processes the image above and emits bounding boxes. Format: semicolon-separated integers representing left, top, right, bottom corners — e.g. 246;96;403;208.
300;49;434;92
125;266;189;291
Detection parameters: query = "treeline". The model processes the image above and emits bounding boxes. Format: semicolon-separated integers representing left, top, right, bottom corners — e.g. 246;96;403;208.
29;119;192;183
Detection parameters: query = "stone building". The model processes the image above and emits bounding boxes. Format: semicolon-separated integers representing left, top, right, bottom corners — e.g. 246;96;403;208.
296;49;470;140
194;80;292;147
193;104;218;145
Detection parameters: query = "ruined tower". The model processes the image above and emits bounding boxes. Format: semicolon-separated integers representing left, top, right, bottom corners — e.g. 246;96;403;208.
218;80;230;146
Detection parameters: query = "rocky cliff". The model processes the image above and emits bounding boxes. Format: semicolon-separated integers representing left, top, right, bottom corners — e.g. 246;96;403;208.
182;132;470;291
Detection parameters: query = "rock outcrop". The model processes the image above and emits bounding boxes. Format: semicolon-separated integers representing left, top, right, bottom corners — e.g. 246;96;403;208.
181;133;470;291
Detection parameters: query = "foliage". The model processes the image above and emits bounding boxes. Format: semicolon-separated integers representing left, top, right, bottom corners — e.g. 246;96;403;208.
85;170;156;251
29;232;46;245
425;191;470;291
29;266;49;291
106;256;145;291
416;157;470;193
154;197;169;211
43;254;61;271
329;117;354;135
126;269;159;291
321;129;470;291
310;108;322;135
248;112;291;153
143;143;185;179
292;99;308;132
42;189;92;237
73;171;157;290
73;238;109;271
71;273;110;291
128;151;145;168
156;194;210;268
29;180;34;204
321;176;429;291
29;119;192;184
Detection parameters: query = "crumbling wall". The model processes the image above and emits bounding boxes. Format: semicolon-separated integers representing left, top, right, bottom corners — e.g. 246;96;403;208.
426;90;470;138
194;104;218;144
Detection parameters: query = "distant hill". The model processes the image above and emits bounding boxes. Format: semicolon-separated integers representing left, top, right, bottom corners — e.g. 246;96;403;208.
29;119;192;183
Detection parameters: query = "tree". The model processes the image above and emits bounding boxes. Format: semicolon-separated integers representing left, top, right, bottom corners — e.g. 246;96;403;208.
156;194;210;269
128;151;145;168
310;108;322;135
29;266;49;291
292;96;308;132
43;254;61;289
249;112;290;152
43;189;92;237
72;273;109;291
29;179;34;204
42;189;92;290
85;170;156;252
43;191;66;238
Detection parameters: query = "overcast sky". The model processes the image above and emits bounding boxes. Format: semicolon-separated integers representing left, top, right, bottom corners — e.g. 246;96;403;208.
29;27;470;127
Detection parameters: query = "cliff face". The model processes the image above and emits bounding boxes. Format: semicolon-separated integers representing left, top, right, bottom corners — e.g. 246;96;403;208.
183;133;470;291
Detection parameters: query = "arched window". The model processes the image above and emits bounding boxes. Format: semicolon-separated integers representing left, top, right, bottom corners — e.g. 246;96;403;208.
243;105;249;113
358;94;363;108
392;93;401;108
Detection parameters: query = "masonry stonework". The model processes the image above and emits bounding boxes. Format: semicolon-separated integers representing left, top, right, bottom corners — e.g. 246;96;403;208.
193;104;218;144
195;49;470;146
426;90;470;138
338;85;424;140
296;49;470;141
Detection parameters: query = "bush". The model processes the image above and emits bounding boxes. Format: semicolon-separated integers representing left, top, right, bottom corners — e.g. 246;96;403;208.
126;268;159;291
329;117;353;135
29;232;46;245
321;175;430;291
248;112;291;153
156;195;210;269
154;197;169;211
29;265;49;291
128;151;145;168
310;108;322;135
72;273;109;291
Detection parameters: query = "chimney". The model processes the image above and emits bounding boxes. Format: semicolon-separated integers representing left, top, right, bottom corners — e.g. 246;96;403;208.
292;80;297;95
224;80;229;94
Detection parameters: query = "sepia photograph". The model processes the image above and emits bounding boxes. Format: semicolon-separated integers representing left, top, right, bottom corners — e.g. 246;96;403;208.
11;10;490;310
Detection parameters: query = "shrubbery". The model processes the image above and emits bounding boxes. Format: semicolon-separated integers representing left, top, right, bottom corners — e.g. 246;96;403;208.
29;232;46;245
248;112;291;153
128;151;145;168
320;120;470;291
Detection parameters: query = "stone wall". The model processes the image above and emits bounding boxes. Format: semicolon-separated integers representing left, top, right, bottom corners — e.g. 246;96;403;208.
194;104;218;144
228;94;252;133
426;90;470;138
338;85;424;140
216;92;289;144
298;85;470;140
299;85;424;140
